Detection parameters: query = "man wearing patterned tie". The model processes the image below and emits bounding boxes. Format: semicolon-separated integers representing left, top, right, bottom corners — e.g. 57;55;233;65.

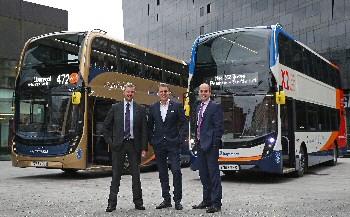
192;83;224;213
103;82;148;212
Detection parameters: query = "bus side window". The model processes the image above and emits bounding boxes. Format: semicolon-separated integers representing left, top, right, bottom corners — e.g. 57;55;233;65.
307;104;317;131
278;34;292;68
291;41;302;72
296;101;307;131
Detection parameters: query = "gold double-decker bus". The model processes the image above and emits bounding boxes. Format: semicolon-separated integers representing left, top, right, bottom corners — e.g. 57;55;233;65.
12;30;189;172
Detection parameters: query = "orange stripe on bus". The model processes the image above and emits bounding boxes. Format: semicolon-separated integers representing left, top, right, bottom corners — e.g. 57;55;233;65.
320;131;338;151
219;155;262;162
141;154;156;166
336;89;340;109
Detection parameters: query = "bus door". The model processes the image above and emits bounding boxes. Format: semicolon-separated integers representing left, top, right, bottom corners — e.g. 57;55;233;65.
91;98;115;166
280;98;296;168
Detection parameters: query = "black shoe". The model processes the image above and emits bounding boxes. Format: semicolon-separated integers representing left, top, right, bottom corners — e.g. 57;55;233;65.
192;201;212;209
106;204;116;212
175;202;183;210
135;204;146;210
156;200;172;209
206;206;221;213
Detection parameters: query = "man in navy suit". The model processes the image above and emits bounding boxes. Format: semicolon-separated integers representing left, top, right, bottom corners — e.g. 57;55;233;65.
192;83;224;213
147;83;188;210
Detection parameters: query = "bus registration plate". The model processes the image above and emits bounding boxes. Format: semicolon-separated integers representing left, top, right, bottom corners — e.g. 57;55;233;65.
219;164;239;171
31;161;48;167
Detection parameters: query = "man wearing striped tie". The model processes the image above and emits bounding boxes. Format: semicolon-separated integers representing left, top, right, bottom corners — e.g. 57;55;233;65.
103;82;148;212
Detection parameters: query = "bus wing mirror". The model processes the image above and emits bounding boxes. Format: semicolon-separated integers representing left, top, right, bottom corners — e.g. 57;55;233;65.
72;92;82;105
276;91;286;104
184;105;190;117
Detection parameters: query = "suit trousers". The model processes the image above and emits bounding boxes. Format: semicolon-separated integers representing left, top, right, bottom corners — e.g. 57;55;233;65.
197;142;222;208
108;139;143;206
154;141;182;203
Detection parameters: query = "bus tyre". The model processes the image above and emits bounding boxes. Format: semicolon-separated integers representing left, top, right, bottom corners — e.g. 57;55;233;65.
61;169;78;174
326;145;338;166
293;147;307;178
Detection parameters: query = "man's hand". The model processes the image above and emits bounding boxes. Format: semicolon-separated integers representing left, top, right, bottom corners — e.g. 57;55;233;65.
141;150;147;157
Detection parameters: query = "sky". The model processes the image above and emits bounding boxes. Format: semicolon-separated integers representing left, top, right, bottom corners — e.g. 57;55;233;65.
24;0;124;40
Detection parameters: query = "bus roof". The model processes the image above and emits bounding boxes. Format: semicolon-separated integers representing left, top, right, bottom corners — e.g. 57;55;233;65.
194;24;339;70
26;29;187;66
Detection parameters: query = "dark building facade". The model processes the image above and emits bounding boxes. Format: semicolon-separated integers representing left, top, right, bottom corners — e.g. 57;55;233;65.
122;0;350;90
0;0;68;149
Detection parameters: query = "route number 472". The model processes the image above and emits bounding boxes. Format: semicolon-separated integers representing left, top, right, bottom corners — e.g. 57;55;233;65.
57;74;70;85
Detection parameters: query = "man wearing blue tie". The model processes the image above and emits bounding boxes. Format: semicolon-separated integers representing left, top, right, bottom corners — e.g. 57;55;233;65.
192;83;224;213
147;83;188;210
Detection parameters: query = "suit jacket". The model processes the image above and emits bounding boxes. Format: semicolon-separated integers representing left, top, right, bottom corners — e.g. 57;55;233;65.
196;100;224;151
147;100;188;148
103;101;148;153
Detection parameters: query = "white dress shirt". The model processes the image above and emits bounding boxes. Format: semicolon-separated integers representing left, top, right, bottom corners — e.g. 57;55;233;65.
160;99;170;122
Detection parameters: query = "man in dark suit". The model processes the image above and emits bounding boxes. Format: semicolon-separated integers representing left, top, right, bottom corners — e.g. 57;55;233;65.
147;83;188;210
192;83;224;213
103;83;148;212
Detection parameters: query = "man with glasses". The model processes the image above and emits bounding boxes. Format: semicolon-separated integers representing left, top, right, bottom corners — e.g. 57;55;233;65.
147;83;188;210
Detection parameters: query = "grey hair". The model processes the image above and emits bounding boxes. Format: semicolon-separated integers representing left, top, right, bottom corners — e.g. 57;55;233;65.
124;82;135;89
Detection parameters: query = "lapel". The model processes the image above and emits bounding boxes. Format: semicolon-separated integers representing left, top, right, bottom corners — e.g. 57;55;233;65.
164;100;173;122
156;101;162;121
133;101;137;124
201;100;212;121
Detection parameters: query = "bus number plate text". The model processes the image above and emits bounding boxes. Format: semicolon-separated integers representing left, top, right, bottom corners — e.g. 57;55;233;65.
31;161;48;167
219;164;239;171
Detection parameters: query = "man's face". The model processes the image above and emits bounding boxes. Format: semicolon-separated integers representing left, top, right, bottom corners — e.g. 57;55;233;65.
124;86;135;102
158;86;169;102
199;84;211;102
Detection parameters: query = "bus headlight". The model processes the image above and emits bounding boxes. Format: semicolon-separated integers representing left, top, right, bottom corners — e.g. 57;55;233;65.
262;136;276;157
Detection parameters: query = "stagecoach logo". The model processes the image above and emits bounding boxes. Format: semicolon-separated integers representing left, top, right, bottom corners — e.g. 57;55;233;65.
281;69;296;91
28;76;52;87
104;81;125;90
219;150;239;157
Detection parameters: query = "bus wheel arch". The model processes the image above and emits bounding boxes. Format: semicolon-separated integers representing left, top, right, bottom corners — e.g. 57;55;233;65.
325;142;338;166
293;143;308;178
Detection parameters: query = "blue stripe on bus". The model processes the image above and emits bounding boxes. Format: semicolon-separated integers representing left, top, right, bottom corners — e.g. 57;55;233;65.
189;36;202;76
15;141;69;157
88;67;109;82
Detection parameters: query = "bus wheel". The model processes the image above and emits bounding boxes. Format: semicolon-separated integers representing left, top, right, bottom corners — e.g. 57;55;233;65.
293;146;306;177
325;145;338;166
61;169;78;173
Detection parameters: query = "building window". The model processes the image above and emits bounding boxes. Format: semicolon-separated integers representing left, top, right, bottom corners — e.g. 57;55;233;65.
157;14;159;21
148;4;150;15
200;7;204;17
207;3;211;13
157;0;160;6
193;0;195;4
200;26;204;35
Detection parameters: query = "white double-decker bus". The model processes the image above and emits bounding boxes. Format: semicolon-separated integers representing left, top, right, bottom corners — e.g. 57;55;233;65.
188;24;347;177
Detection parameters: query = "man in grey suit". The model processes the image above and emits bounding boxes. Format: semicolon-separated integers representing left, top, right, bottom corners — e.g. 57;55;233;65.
103;82;148;212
